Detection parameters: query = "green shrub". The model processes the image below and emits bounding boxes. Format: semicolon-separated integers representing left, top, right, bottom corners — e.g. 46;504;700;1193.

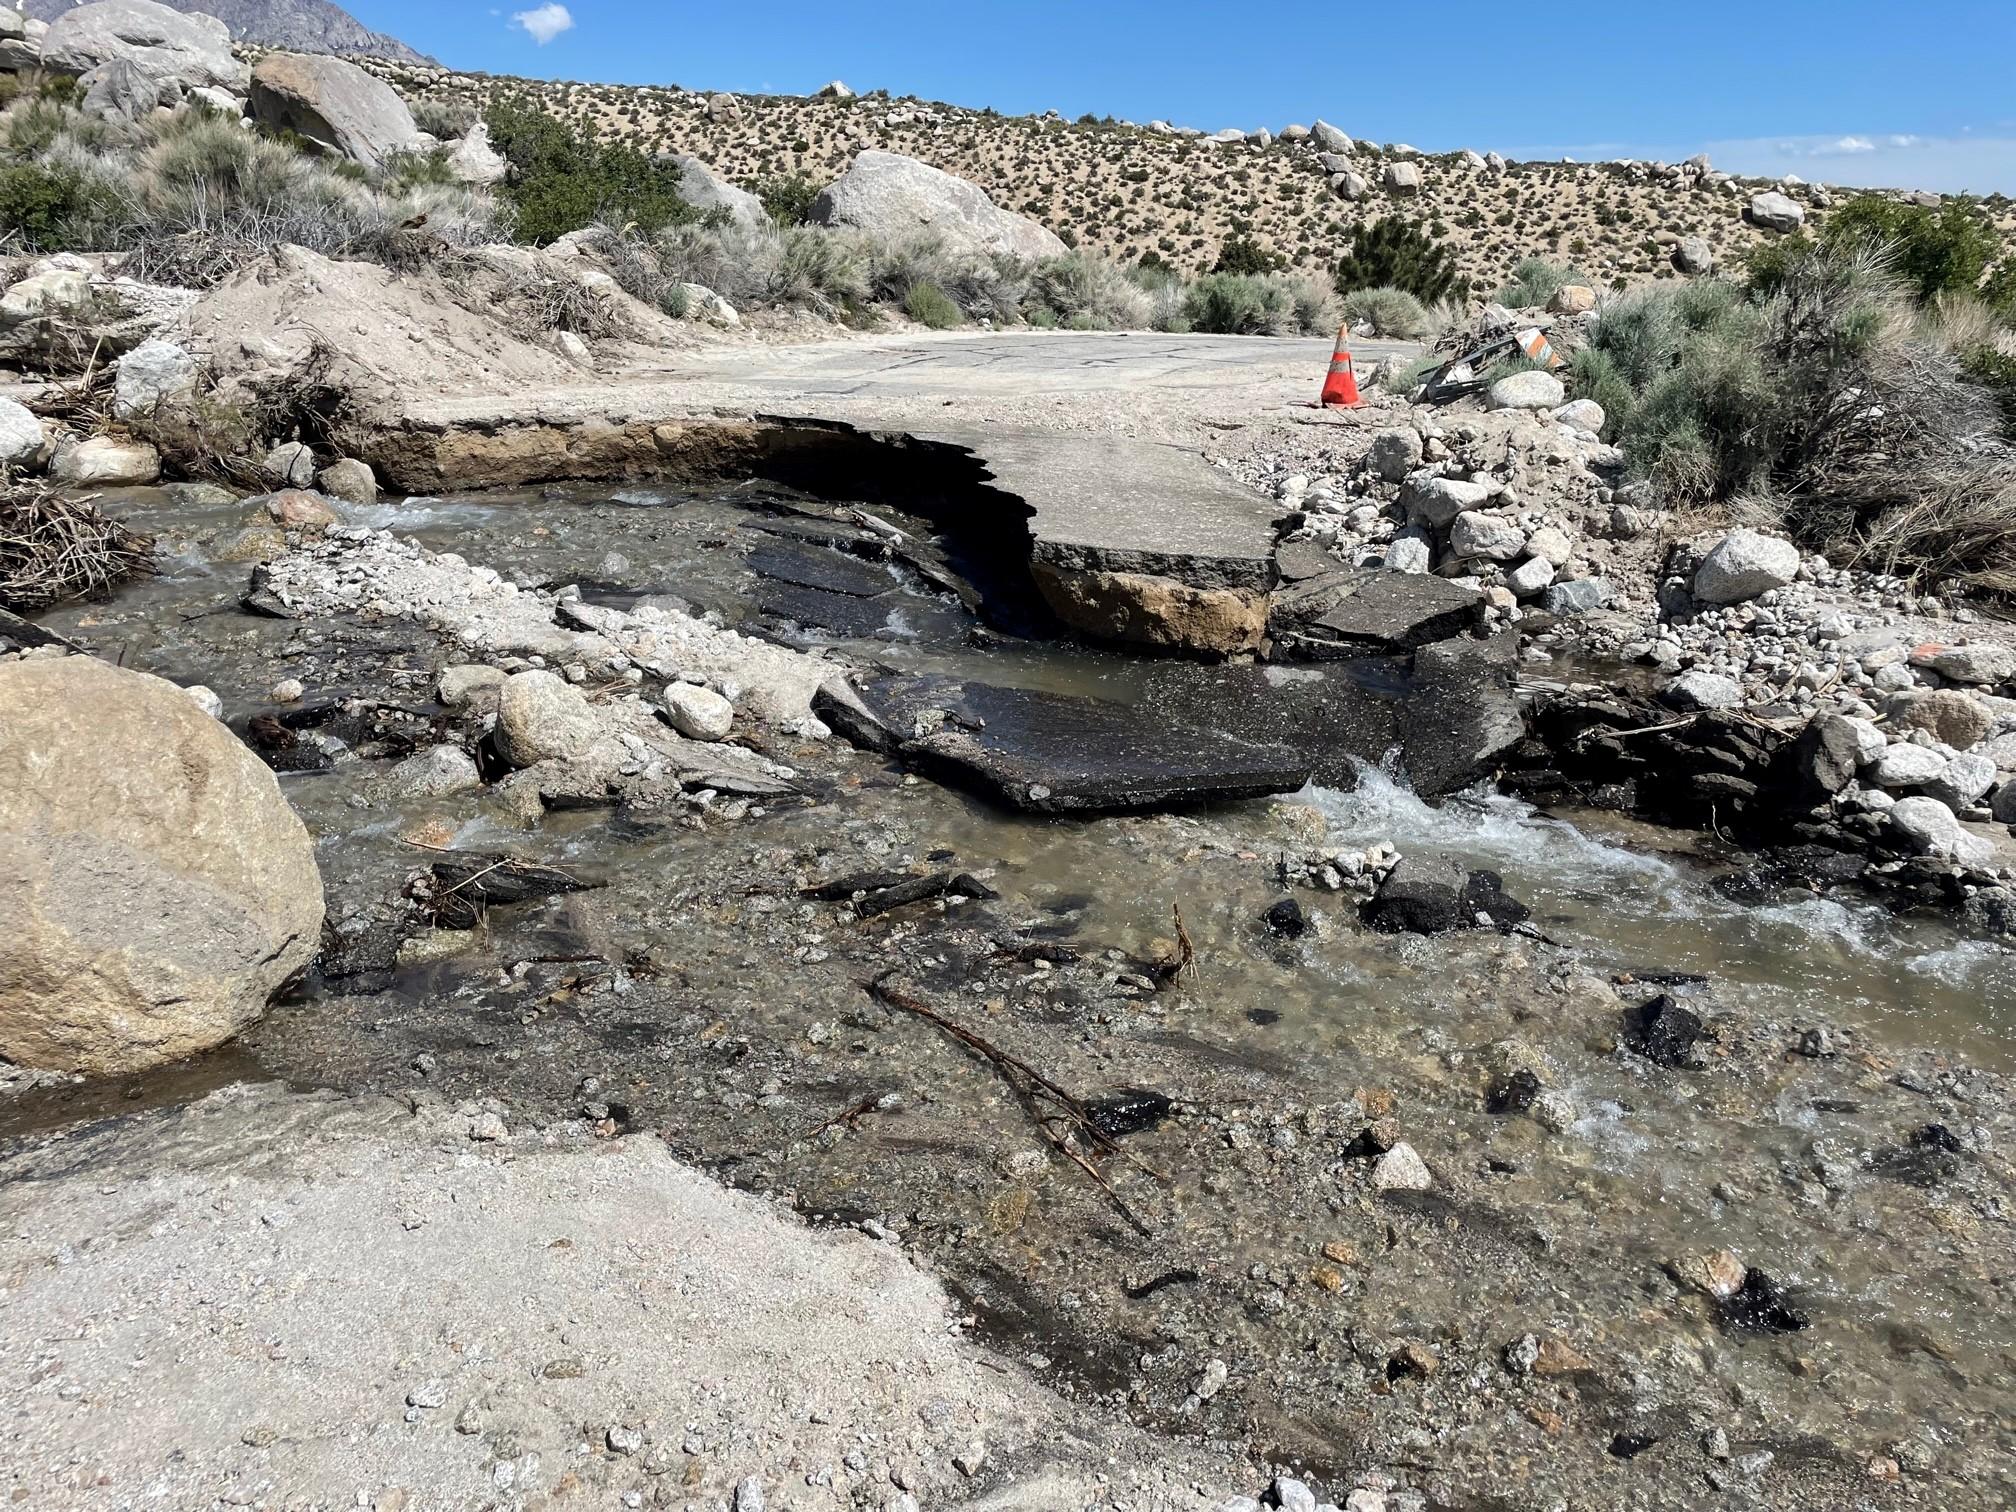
903;280;962;329
1567;346;1631;438
1332;216;1468;303
1212;231;1275;275
1339;284;1429;339
1495;256;1576;309
1821;194;2000;304
1027;251;1152;329
0;162;106;250
750;173;819;225
483;96;695;244
1184;272;1291;335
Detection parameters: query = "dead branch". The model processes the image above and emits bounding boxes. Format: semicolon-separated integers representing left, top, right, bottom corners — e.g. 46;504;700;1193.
0;480;155;611
863;972;1163;1235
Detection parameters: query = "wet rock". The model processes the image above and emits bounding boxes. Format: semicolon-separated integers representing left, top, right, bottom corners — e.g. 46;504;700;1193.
316;458;378;505
1721;1269;1808;1334
389;744;481;797
1262;897;1310;938
1032;563;1267;655
0;657;323;1074
1621;994;1711;1069
1371;1142;1432;1191
496;669;606;767
1361;866;1528;934
1086;1088;1173;1138
259;488;341;532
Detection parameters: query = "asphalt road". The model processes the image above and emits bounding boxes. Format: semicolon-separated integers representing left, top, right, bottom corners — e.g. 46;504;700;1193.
667;328;1421;402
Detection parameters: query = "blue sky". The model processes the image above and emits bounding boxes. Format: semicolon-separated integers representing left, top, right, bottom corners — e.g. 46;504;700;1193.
360;1;2016;193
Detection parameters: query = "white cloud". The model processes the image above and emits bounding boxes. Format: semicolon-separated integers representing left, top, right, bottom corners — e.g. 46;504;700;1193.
511;2;573;44
1829;135;1876;154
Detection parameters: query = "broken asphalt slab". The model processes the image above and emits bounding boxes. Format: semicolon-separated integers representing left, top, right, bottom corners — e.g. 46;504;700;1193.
817;631;1523;813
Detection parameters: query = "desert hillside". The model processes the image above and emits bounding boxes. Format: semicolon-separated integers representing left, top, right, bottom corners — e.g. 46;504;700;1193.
362;56;2014;291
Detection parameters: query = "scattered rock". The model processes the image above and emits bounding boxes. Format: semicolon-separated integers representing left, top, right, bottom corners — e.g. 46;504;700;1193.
0;394;46;466
52;434;160;486
112;337;198;419
263;440;317;488
1486;370;1566;411
663;682;734;741
1621;994;1710;1069
1888;794;1964;857
496;669;606;767
1662;671;1744;711
1370;1142;1432;1192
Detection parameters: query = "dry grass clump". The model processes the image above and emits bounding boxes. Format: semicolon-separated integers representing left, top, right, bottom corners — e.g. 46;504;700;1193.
0;480;155;610
0;98;510;285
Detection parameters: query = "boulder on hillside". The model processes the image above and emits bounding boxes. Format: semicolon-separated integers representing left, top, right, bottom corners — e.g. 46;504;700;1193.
249;51;422;170
79;55;161;119
39;0;244;92
445;120;508;185
668;153;766;229
1310;120;1352;153
808;149;1067;261
1383;160;1422;194
1746;190;1805;233
0;656;324;1075
1672;235;1714;276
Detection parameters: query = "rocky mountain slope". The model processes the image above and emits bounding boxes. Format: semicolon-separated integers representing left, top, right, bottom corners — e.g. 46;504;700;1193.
359;58;2014;292
26;0;430;63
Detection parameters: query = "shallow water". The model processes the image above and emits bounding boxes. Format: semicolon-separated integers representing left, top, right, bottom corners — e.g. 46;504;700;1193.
19;477;2016;1504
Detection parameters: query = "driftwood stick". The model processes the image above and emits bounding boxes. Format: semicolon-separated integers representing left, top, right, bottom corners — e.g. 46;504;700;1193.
863;972;1161;1235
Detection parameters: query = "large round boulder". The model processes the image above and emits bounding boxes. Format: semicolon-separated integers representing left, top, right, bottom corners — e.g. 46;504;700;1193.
808;150;1067;262
1693;528;1801;604
40;0;246;92
248;51;422;170
0;657;324;1075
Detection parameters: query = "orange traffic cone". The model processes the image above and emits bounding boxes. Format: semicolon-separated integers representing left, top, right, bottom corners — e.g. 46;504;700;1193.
1319;323;1362;407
